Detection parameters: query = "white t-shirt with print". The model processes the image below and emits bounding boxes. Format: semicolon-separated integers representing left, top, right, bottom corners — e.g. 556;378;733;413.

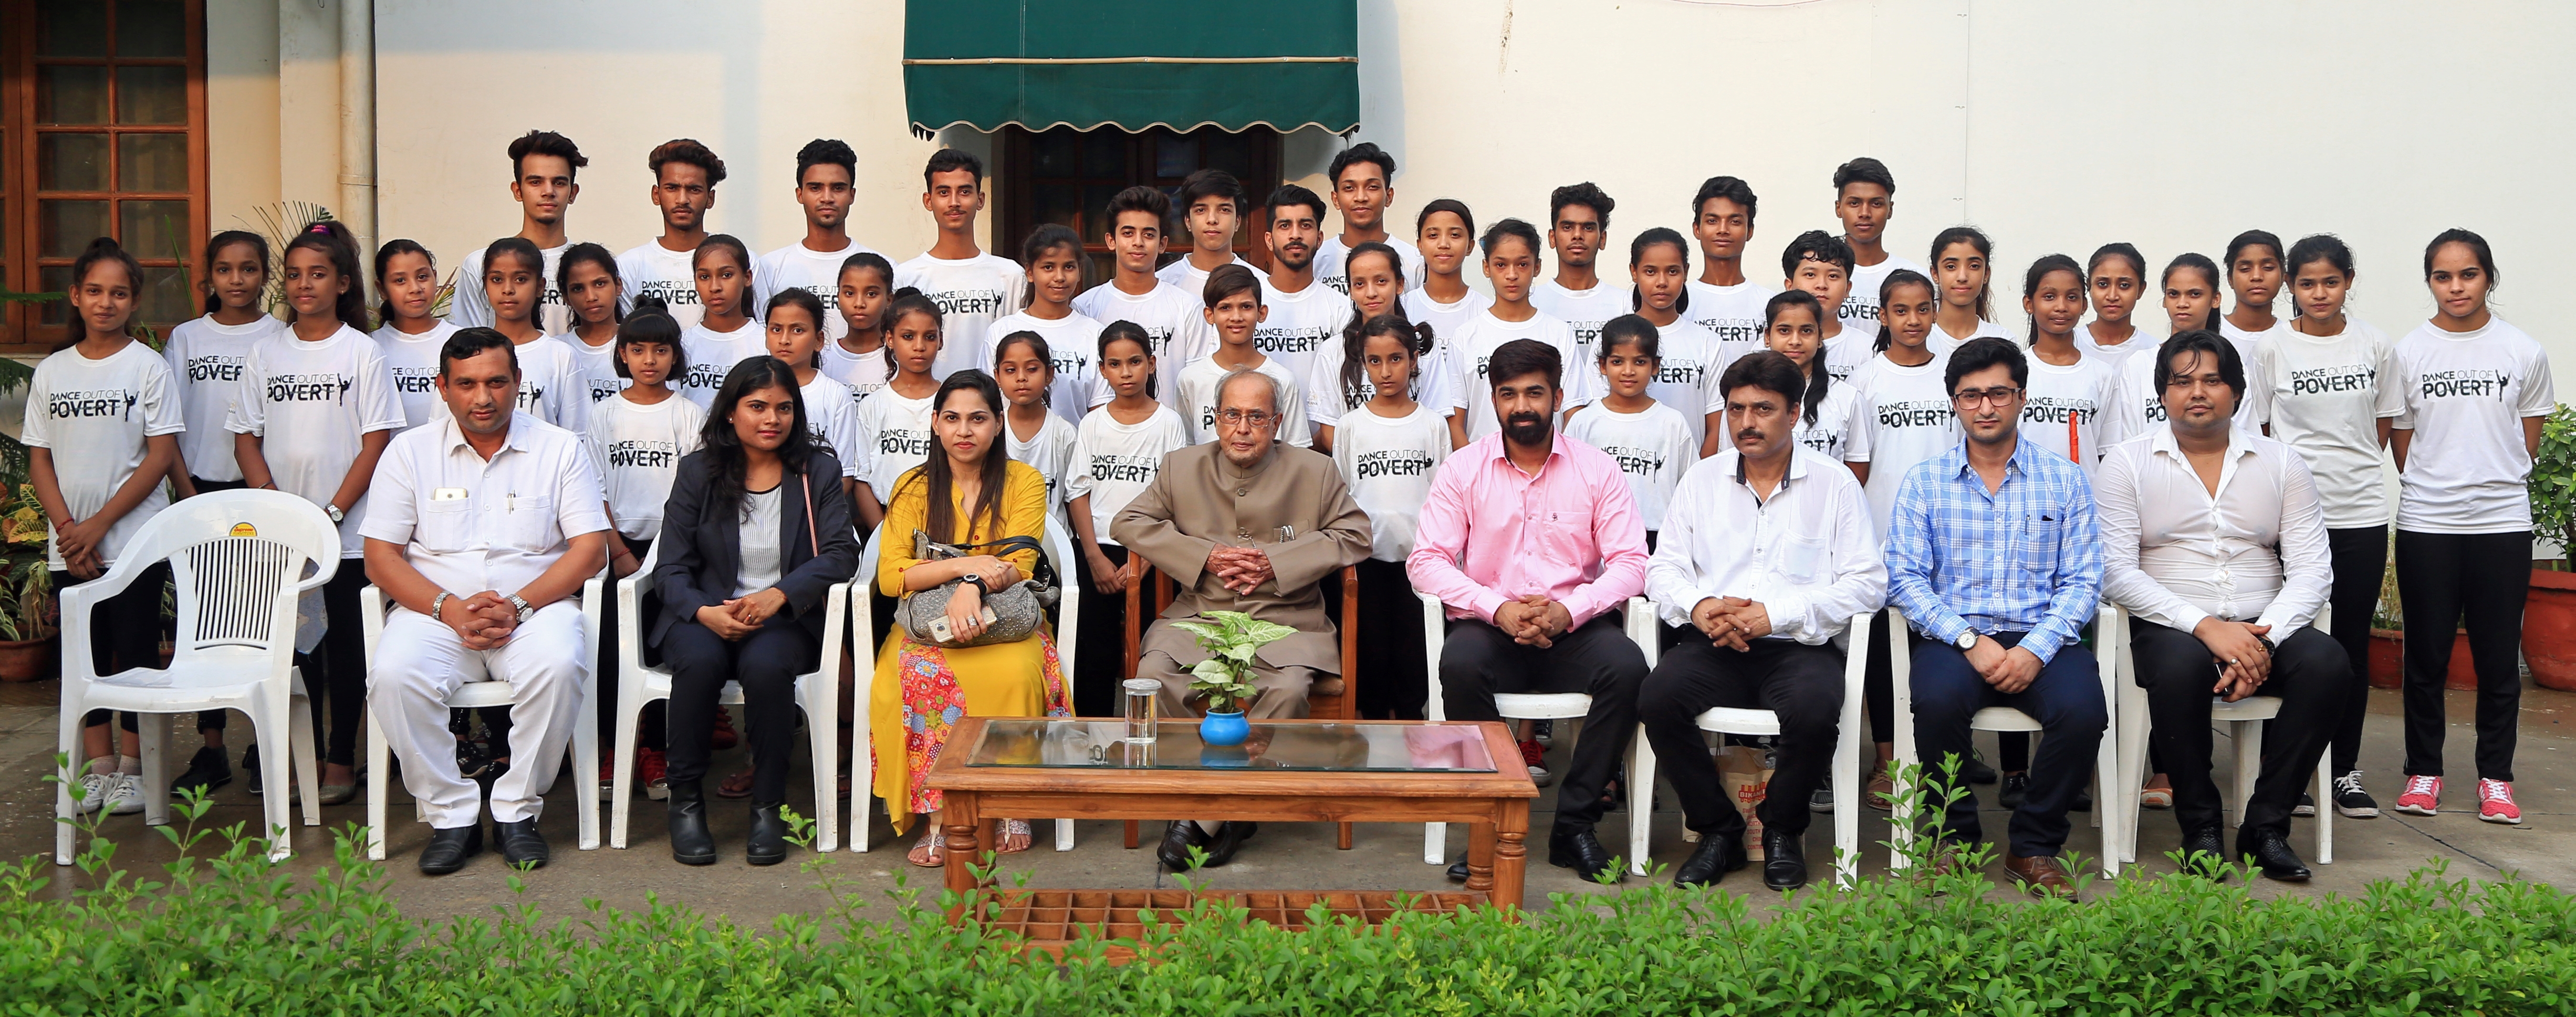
486;338;590;435
1315;235;1425;296
2378;317;2557;534
1401;286;1492;346
1685;278;1779;363
677;320;767;410
820;340;891;412
1842;350;1959;531
2214;319;2285;427
1532;278;1632;369
853;385;935;507
616;240;703;329
1821;328;1876;387
226;325;408;557
2076;326;2160;374
799;373;866;480
1331;401;1449;562
1063;404;1190;548
2255;319;2397;529
1073;279;1209;412
1841;253;1927;334
895;251;1025;379
1005;411;1080;522
1929;317;2013;358
22;341;185;569
450;242;576;334
1176;355;1311;448
1793;383;1859;464
1563;400;1697;533
1640;317;1727;454
757;239;883;340
1154;254;1257;302
1305;327;1461;431
551;331;628;405
370;321;457;432
164;313;288;481
985;309;1105;425
1446;310;1593;442
2019;351;2121;472
583;392;705;540
1253;277;1351;397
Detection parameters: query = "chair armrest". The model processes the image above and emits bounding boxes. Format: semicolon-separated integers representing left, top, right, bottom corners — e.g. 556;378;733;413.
360;585;387;660
1339;563;1360;677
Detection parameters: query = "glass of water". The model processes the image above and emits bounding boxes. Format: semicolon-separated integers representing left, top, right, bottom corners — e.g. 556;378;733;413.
1122;678;1160;743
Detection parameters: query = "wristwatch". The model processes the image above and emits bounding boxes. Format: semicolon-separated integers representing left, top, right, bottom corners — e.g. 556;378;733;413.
325;504;344;523
1956;631;1979;651
960;574;990;596
506;594;534;624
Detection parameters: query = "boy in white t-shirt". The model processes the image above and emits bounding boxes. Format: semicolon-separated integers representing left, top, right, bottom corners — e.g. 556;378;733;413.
1684;175;1778;362
1074;186;1206;411
1251;184;1348;405
1532;182;1628;369
450;130;589;334
615;138;723;329
1447;219;1594;444
1829;158;1926;335
1177;265;1311;447
893;149;1023;379
1328;315;1451;718
1563;317;1696;542
1313;142;1425;295
1154;169;1257;296
756;139;883;341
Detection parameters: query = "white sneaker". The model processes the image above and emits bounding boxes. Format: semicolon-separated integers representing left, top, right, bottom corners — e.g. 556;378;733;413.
106;773;145;816
73;772;113;814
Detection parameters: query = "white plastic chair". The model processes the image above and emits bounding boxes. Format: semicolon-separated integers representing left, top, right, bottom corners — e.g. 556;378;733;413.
849;518;1082;853
362;573;604;861
1622;598;1870;886
2105;604;2332;866
1887;606;2124;876
54;490;336;864
607;543;850;851
1419;591;1651;867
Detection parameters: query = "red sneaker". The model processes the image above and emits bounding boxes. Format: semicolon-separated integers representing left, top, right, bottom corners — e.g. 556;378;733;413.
711;707;739;751
2393;774;2441;817
640;748;670;801
2476;778;2521;824
1519;738;1551;787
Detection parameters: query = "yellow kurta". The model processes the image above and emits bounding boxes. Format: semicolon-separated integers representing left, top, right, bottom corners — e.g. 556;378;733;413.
869;460;1066;833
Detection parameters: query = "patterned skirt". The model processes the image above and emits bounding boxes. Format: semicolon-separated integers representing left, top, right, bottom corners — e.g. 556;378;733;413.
869;628;1071;832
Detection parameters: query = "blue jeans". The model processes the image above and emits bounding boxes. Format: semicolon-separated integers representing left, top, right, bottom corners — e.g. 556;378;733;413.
1911;631;2105;857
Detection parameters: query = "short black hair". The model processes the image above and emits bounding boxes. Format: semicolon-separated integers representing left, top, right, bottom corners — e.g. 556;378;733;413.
1327;142;1395;187
648;138;726;187
1719;350;1806;410
440;327;520;378
612;297;686;380
1266;184;1326;224
1104;185;1171;229
1176;169;1246;218
1204;263;1263;309
1781;229;1854;278
1691;175;1758;226
1549;182;1614;231
1944;336;2027;394
1486;338;1561;393
923;148;984;190
2152;329;2246;407
1832;157;1895;197
796;138;857;185
1480;218;1542;259
508;130;586;181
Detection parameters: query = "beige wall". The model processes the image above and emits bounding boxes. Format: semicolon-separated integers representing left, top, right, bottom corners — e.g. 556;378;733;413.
206;0;280;224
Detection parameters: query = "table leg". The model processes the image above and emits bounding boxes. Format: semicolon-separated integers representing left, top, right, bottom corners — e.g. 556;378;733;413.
940;792;984;922
1465;821;1495;896
1491;798;1529;913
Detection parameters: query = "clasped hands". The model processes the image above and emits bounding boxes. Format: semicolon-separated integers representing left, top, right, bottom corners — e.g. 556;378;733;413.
53;516;108;580
695;588;791;642
1204;544;1275;596
440;591;527;650
1688;596;1775;651
2192;617;2273;702
1493;594;1573;647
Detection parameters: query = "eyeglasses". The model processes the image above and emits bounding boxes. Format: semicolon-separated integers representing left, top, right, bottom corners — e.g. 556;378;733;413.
1216;409;1276;428
1951;387;2024;407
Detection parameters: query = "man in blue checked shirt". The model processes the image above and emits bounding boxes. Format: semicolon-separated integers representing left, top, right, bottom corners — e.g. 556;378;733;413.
1885;338;2105;900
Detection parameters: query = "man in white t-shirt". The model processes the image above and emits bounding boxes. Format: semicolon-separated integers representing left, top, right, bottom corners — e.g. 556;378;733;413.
616;139;723;329
1253;185;1347;396
1154;169;1257;297
360;328;610;876
1830;158;1925;334
757;139;882;341
894;148;1023;379
1684;176;1777;362
1313;142;1424;295
1072;186;1206;410
1532;182;1628;376
451;130;588;335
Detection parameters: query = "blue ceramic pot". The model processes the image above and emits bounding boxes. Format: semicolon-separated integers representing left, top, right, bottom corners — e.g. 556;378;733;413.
1200;709;1249;747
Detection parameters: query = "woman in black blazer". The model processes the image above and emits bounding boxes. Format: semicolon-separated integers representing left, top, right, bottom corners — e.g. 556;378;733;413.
653;357;859;866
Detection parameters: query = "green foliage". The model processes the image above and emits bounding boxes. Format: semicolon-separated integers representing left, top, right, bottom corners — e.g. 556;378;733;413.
2530;403;2576;563
1170;610;1295;713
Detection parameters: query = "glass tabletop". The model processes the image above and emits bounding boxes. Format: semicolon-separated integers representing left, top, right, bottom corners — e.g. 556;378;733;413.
963;719;1497;773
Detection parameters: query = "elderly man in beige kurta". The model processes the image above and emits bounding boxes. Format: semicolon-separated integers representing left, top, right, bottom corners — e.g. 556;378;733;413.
1112;369;1371;720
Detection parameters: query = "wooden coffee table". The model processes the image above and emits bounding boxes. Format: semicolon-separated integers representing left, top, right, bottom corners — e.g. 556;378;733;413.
925;717;1538;915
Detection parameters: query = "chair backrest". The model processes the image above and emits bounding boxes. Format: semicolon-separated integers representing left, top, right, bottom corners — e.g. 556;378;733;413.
138;490;339;661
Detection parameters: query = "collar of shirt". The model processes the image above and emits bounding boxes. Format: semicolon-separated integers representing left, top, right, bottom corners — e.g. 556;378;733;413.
1478;428;1567;478
437;411;539;462
2146;421;2255;498
1732;444;1808;501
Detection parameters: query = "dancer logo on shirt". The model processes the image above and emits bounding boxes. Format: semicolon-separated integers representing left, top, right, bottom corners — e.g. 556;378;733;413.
516;384;547;411
606;439;681;469
2288;364;2375;395
1877;400;1954;429
878;428;932;458
185;355;246;383
48;389;139;421
1088;455;1161;484
1253;325;1333;356
1353;449;1434;480
267;373;353;405
390;365;437;396
1654;362;1707;387
2020;397;2097;426
1601;445;1666;478
930;289;1005;318
2418;369;2508;402
633;280;701;308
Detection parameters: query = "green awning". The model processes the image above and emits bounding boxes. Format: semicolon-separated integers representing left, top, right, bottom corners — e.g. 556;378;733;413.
903;1;1359;134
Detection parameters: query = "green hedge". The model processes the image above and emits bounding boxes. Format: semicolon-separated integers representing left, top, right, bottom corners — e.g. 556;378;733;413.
2;810;2570;1017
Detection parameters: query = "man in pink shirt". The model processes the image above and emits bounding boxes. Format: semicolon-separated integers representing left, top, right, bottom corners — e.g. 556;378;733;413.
1409;339;1651;883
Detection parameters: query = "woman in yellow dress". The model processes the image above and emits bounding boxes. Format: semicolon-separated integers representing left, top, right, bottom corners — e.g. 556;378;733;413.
871;368;1070;866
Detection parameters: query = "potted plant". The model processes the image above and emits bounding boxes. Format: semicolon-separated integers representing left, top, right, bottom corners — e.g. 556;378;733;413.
0;477;55;681
2522;403;2576;690
1172;611;1294;748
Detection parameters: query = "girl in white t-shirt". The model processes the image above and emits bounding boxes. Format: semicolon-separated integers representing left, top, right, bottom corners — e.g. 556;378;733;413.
1760;289;1857;463
1313;242;1454;452
555;242;629;406
2078;243;2156;370
1929;226;2009;353
1842;268;1950;789
583;298;704;792
1401;200;1492;364
1563;316;1696;545
853;290;945;523
763;289;867;508
370;239;457;432
984;226;1102;424
679;235;766;410
992;330;1078;522
2381;230;2556;824
826;251;896;410
163;229;281;499
1626;227;1728;457
478;237;589;435
231;221;404;803
1329;314;1448;718
31;239;185;812
2017;254;2118;471
2221;230;2289;346
1063;321;1189;715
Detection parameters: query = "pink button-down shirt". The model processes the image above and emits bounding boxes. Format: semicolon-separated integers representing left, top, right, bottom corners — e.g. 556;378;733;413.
1407;431;1650;630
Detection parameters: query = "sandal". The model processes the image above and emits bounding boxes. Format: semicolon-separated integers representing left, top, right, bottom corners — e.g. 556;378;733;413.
906;826;945;867
716;766;756;799
997;818;1033;854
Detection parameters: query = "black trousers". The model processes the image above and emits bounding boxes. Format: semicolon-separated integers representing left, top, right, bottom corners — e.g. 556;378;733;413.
1861;614;1911;745
597;536;666;752
661;614;820;805
1640;638;1843;837
1438;614;1646;831
1352;557;1427;720
301;563;370;767
2131;618;2343;836
2324;526;2387;774
1910;632;2105;857
62;563;171;735
1070;543;1131;718
2394;529;2529;781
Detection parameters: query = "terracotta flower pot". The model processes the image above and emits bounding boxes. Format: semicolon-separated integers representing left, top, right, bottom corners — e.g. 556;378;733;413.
2525;569;2576;691
2367;628;2477;691
0;634;57;682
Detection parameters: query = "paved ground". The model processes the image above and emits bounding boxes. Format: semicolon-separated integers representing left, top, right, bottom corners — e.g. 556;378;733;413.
3;679;2569;926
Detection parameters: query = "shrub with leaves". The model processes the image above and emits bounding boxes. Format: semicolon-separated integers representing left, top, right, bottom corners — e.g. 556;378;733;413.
2530;403;2576;564
1170;610;1294;714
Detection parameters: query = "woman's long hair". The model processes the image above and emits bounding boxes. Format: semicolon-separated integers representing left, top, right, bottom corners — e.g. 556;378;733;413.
697;357;819;521
906;370;1013;544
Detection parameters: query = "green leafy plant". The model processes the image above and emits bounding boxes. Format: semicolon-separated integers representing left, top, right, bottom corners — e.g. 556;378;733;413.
1170;609;1294;714
2530;403;2576;568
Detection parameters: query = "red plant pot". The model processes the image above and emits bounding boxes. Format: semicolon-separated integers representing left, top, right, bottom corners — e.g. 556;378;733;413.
2367;628;2477;691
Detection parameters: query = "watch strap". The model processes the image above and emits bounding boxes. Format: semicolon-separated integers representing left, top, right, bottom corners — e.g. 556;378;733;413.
506;594;534;623
430;591;453;624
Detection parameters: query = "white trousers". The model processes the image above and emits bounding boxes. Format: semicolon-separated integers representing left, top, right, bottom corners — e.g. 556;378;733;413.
370;602;585;827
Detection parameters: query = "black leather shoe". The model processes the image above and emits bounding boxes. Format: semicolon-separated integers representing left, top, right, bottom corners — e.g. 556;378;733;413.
1446;852;1471;883
668;780;715;865
1672;831;1748;887
1762;828;1808;890
2237;826;2311;882
172;746;232;796
1201;821;1258;868
1156;820;1209;872
494;817;549;868
1548;825;1622;883
746;802;789;866
1962;753;1998;785
417;824;481;875
2178;826;2228;880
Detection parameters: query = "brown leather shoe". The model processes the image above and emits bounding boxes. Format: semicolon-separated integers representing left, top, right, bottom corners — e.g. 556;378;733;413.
2002;851;2078;899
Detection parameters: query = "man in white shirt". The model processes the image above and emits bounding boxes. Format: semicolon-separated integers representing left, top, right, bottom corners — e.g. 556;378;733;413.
1072;186;1206;408
1829;158;1925;332
757;139;882;340
361;328;611;876
616;139;723;328
1685;176;1777;361
1254;185;1347;399
2098;332;2343;883
452;130;587;334
1532;182;1626;372
1155;169;1257;297
1640;352;1886;891
894;149;1023;378
1313;142;1423;293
